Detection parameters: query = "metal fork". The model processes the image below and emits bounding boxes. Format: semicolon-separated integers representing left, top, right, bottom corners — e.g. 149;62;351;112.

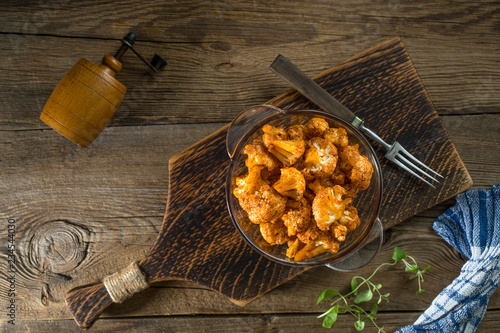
269;54;444;188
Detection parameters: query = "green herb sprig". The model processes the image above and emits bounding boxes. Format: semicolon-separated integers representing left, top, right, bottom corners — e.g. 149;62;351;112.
317;247;430;332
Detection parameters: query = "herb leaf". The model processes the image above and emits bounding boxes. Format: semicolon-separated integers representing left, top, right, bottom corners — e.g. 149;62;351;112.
317;289;341;304
354;289;373;304
405;264;419;272
354;320;365;331
351;277;359;293
322;306;339;328
392;247;406;262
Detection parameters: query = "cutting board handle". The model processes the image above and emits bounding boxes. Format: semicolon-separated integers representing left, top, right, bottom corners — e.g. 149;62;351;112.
66;261;152;330
66;282;113;330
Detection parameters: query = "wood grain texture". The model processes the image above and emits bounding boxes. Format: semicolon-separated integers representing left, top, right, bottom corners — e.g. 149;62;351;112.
63;38;472;329
1;34;497;128
3;310;500;333
0;117;498;329
65;283;113;330
0;113;497;321
0;1;498;131
0;0;498;331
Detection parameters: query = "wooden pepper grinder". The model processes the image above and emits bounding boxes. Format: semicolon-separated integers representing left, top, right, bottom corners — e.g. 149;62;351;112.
40;32;167;147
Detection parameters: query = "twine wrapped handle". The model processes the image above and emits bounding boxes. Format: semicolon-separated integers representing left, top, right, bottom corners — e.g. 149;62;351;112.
66;261;150;330
102;261;149;303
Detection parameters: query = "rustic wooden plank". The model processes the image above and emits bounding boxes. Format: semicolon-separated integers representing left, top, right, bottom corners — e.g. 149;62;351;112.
1;35;497;131
0;113;498;323
0;123;224;195
1;0;498;41
3;309;500;333
441;114;500;189
0;123;222;324
0;1;498;131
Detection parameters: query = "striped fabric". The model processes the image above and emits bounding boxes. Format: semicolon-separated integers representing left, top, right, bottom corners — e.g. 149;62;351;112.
398;184;500;333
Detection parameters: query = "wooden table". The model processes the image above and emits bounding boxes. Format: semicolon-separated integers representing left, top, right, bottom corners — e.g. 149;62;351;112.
1;1;499;332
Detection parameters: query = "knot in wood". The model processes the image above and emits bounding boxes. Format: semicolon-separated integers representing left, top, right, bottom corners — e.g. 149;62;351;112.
28;220;90;274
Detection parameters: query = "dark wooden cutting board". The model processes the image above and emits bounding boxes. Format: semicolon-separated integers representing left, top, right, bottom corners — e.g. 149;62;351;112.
65;37;472;330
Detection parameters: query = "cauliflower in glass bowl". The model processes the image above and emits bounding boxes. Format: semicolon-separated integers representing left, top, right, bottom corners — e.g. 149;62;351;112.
225;105;383;271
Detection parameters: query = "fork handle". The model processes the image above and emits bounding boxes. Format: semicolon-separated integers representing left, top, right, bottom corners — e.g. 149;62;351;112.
359;125;391;151
269;54;363;128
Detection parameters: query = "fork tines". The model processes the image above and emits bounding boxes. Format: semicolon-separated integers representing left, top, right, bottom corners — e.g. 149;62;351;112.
385;142;444;188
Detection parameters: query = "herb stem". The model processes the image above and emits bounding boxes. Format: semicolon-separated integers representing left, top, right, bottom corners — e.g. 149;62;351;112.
317;247;429;331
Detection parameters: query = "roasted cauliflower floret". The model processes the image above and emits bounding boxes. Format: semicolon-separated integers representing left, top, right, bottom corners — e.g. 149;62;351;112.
312;186;352;231
296;223;346;261
260;220;288;245
350;155;373;190
307;178;334;195
338;144;359;170
303;137;338;179
302;188;316;203
233;165;267;198
343;184;360;198
317;231;339;251
339;145;373;191
282;198;311;236
329;222;348;242
338;205;361;232
286;237;303;259
263;133;305;167
287;124;307;140
236;184;287;224
306;117;329;138
294;242;330;262
272;167;306;201
262;124;288;140
293;223;345;261
324;127;349;148
331;168;348;186
234;118;374;262
244;140;279;173
297;217;320;244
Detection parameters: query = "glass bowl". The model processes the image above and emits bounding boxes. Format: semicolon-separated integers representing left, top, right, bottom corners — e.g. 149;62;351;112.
225;105;383;271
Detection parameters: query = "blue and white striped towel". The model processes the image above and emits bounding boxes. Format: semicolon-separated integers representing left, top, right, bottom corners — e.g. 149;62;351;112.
397;184;500;333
